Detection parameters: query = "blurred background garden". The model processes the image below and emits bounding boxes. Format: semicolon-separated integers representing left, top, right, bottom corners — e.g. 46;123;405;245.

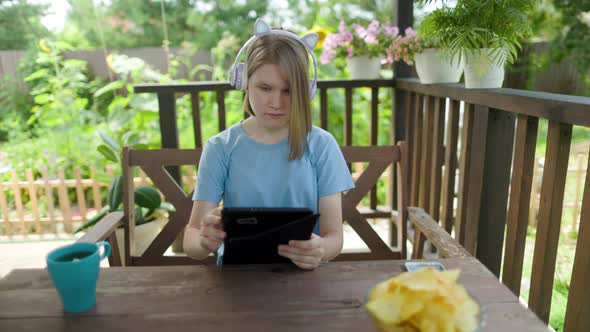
1;1;589;330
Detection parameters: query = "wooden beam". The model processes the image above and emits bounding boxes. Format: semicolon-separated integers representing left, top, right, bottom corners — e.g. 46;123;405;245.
476;108;516;277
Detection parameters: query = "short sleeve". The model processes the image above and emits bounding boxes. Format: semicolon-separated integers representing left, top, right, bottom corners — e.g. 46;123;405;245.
193;138;227;202
315;134;355;197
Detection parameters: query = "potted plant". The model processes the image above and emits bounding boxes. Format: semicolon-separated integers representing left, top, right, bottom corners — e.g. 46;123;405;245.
385;27;464;84
75;131;175;261
419;0;534;88
321;19;399;79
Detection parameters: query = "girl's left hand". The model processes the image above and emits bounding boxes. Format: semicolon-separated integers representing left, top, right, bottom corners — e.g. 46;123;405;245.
278;233;325;270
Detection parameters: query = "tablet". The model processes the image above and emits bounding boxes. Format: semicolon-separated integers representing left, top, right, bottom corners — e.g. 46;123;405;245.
220;207;319;265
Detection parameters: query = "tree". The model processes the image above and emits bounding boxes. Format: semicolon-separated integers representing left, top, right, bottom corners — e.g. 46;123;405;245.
0;0;51;50
65;0;269;50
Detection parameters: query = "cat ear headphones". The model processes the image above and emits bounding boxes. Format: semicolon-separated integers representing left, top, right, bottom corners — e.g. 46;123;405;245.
229;18;319;99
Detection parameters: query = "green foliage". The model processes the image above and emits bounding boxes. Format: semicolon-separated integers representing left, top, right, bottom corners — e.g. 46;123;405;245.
420;0;535;64
0;0;51;50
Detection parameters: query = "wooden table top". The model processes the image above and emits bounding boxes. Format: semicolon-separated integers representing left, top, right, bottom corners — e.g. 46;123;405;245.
0;257;547;332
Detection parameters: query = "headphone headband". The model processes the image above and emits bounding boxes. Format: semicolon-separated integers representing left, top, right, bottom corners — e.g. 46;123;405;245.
229;18;319;99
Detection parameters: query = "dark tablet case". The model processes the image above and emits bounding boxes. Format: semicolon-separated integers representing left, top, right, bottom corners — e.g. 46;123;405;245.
221;207;319;265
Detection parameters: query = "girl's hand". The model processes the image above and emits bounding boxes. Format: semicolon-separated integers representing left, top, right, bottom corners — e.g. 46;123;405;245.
278;233;325;270
199;207;226;252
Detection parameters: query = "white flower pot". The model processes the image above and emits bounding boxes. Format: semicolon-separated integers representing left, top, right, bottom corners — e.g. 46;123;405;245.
347;56;381;79
414;48;464;84
115;218;167;265
463;48;506;89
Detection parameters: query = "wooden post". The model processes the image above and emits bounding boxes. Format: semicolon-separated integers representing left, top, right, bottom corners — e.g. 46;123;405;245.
57;170;72;234
157;92;181;185
572;154;584;231
25;169;41;234
90;167;103;212
475;108;516;277
41;167;57;235
11;171;25;236
0;180;11;237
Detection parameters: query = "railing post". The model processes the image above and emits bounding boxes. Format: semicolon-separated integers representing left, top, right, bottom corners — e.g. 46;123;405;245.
157;92;181;185
476;108;516;276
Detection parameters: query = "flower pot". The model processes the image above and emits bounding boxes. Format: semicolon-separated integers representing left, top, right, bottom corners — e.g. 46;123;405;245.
115;218;167;265
463;48;506;89
414;48;464;84
347;56;381;79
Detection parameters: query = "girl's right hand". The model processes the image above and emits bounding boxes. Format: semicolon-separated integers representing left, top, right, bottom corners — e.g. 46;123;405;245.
199;207;226;252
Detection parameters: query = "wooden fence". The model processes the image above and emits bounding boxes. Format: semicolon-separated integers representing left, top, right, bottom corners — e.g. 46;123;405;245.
0;166;202;238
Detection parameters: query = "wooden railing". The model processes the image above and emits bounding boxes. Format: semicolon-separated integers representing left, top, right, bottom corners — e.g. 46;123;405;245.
394;78;590;332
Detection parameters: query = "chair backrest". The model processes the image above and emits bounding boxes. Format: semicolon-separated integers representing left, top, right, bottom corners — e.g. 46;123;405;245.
119;143;408;266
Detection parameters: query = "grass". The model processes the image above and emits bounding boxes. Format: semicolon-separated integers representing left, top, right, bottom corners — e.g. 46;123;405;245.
516;227;577;331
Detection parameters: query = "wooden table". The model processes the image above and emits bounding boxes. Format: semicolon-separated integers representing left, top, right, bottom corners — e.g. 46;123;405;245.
0;257;547;332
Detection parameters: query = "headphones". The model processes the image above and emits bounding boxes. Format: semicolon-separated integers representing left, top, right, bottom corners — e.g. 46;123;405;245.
229;18;319;99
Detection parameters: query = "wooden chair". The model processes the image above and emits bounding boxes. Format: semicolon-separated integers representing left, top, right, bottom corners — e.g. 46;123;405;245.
77;142;459;265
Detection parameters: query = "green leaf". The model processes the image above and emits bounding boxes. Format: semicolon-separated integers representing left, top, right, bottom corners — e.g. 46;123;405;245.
159;202;176;212
98;130;121;153
74;208;109;233
33;93;51;105
97;144;118;163
93;80;126;98
108;175;123;211
134;207;146;225
25;68;48;82
134;186;161;209
122;131;140;146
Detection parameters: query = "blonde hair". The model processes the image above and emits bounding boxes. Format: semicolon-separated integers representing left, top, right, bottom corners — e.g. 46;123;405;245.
242;34;312;160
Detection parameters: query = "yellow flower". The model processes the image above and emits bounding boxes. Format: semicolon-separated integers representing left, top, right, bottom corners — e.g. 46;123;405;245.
39;39;50;53
307;26;330;49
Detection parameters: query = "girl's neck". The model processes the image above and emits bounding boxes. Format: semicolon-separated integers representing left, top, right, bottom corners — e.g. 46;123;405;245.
242;117;289;144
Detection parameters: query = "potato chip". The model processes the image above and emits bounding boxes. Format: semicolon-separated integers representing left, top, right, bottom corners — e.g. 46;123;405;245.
366;267;480;332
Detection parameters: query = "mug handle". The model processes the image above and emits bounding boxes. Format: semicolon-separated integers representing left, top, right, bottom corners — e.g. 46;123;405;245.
96;241;111;261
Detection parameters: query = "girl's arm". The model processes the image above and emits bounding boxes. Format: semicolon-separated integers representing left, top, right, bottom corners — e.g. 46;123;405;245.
317;192;344;261
183;200;222;260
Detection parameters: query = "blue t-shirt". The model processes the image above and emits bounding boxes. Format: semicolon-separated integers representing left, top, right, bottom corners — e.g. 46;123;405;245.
193;122;355;234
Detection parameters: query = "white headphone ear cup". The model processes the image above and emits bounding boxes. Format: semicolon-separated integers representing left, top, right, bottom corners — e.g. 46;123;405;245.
309;79;317;99
236;62;248;90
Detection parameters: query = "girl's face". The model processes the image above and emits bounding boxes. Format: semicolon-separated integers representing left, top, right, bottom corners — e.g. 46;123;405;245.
247;64;291;132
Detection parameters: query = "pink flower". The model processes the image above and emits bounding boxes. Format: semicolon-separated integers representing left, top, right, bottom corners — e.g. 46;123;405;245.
339;19;348;34
347;46;353;57
353;23;367;39
343;31;353;42
404;27;416;38
320;48;336;64
384;24;399;37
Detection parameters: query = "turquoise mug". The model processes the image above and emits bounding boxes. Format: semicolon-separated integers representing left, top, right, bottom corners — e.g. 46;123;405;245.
46;241;110;313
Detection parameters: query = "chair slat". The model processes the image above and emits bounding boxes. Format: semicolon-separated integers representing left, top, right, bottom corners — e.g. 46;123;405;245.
410;94;423;206
191;91;202;148
428;97;446;221
564;147;590;332
440;99;460;233
419;96;434;211
502;115;538;296
529;121;572;323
